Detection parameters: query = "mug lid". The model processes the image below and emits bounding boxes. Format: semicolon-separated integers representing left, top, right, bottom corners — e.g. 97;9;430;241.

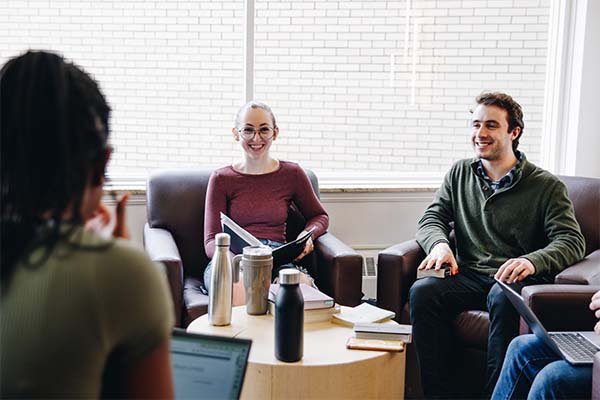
279;268;300;285
242;245;272;259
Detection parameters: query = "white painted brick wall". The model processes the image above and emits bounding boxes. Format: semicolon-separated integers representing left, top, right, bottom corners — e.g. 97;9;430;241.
254;0;549;172
1;0;549;176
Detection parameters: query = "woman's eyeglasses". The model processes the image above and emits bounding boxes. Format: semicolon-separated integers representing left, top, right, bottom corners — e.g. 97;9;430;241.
238;126;275;141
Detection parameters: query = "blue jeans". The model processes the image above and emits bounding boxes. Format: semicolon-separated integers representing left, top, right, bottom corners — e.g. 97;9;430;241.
203;239;312;294
408;268;552;398
492;334;592;399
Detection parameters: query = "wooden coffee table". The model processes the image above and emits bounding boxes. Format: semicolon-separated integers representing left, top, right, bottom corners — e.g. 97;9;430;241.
187;306;406;399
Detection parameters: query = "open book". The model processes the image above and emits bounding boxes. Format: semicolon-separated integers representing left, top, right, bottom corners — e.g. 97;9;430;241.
331;302;396;327
220;212;315;266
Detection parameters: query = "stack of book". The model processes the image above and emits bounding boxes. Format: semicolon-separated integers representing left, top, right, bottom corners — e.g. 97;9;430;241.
353;322;412;343
268;283;339;323
416;265;450;279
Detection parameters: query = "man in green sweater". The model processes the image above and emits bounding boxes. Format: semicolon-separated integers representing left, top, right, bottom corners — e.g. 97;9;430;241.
410;92;585;398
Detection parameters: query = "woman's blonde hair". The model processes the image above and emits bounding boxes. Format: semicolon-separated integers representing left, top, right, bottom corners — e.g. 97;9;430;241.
234;101;277;129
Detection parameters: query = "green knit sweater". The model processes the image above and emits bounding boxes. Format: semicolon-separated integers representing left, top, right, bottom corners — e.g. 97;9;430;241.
416;155;585;277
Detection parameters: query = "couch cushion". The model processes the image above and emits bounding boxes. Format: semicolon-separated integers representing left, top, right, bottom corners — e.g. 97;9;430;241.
183;277;209;326
453;310;490;350
559;175;600;256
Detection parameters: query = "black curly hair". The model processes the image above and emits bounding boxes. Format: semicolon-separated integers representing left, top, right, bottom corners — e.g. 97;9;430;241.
1;50;111;285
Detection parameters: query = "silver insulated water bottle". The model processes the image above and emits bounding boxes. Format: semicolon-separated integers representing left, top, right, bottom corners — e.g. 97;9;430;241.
208;233;233;326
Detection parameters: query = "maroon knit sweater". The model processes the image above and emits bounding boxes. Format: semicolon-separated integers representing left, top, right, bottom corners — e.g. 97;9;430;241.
204;161;329;258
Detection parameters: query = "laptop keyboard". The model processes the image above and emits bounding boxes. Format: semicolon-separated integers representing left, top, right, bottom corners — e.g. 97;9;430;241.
551;332;599;362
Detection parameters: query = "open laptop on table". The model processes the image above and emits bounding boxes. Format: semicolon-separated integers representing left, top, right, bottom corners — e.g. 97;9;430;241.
496;279;600;365
171;329;252;399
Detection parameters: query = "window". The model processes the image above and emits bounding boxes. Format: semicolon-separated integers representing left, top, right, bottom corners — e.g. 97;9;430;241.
1;0;550;181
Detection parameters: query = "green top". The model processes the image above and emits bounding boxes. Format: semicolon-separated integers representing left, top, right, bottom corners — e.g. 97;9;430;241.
1;226;174;398
416;155;585;277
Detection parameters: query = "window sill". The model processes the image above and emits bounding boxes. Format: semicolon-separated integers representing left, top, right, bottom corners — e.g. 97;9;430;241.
104;172;443;195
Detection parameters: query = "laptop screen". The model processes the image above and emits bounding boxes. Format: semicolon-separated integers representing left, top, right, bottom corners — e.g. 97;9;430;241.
495;279;562;355
171;329;252;400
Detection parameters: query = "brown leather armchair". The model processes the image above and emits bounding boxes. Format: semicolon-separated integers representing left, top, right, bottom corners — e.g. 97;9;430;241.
377;175;600;398
144;168;363;327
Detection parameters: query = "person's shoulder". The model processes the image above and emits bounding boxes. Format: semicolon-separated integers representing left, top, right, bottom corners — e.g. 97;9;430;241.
521;159;563;187
211;165;236;178
277;160;307;177
209;165;240;187
445;158;474;178
66;230;164;290
453;158;475;169
95;238;162;279
278;160;301;171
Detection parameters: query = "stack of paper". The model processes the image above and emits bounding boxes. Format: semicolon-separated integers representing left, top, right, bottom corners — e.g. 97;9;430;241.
331;302;395;327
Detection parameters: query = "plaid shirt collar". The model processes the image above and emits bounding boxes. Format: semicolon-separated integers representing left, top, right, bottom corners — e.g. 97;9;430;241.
476;151;523;193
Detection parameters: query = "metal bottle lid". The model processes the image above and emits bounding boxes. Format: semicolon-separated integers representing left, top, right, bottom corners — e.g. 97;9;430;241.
279;268;300;285
215;232;230;246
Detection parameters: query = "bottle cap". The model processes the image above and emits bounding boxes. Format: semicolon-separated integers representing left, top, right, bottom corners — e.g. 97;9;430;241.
279;268;300;285
215;233;230;246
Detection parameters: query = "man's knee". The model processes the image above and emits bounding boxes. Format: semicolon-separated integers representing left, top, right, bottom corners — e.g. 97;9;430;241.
409;278;443;314
530;361;586;398
487;283;513;312
508;334;539;357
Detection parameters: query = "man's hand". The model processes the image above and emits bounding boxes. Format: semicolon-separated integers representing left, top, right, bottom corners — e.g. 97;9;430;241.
494;258;535;284
418;242;459;275
294;230;314;261
589;290;600;335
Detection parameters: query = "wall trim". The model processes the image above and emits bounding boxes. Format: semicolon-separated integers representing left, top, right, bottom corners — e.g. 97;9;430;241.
321;193;434;204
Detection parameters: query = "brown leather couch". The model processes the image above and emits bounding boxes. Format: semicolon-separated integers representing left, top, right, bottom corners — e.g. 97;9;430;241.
377;175;600;398
144;168;363;327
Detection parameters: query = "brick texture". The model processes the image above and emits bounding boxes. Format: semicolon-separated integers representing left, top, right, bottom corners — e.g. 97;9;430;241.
1;0;549;176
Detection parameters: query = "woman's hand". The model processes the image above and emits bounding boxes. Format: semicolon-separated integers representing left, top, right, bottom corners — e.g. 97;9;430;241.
294;230;314;261
85;193;131;239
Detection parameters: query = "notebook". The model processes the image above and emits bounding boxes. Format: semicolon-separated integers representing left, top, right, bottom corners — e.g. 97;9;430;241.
171;329;252;399
496;279;600;365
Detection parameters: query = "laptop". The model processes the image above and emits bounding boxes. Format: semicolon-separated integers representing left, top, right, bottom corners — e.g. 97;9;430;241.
171;329;252;399
496;279;600;365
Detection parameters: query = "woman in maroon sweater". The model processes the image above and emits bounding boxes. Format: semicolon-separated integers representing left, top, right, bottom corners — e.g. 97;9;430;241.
203;101;329;302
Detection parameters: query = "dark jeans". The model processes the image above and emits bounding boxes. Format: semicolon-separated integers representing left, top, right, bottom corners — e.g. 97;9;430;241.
408;268;552;398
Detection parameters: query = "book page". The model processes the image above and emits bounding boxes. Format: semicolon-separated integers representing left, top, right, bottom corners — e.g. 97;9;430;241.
332;303;395;327
271;227;315;266
220;212;262;254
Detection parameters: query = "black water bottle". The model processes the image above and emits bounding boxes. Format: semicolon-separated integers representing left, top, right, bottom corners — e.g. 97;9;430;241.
275;269;304;362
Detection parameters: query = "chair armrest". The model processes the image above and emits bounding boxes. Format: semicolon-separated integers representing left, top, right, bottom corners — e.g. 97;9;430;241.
143;224;184;327
555;249;600;285
521;284;600;333
376;239;425;322
593;352;600;400
314;232;363;307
